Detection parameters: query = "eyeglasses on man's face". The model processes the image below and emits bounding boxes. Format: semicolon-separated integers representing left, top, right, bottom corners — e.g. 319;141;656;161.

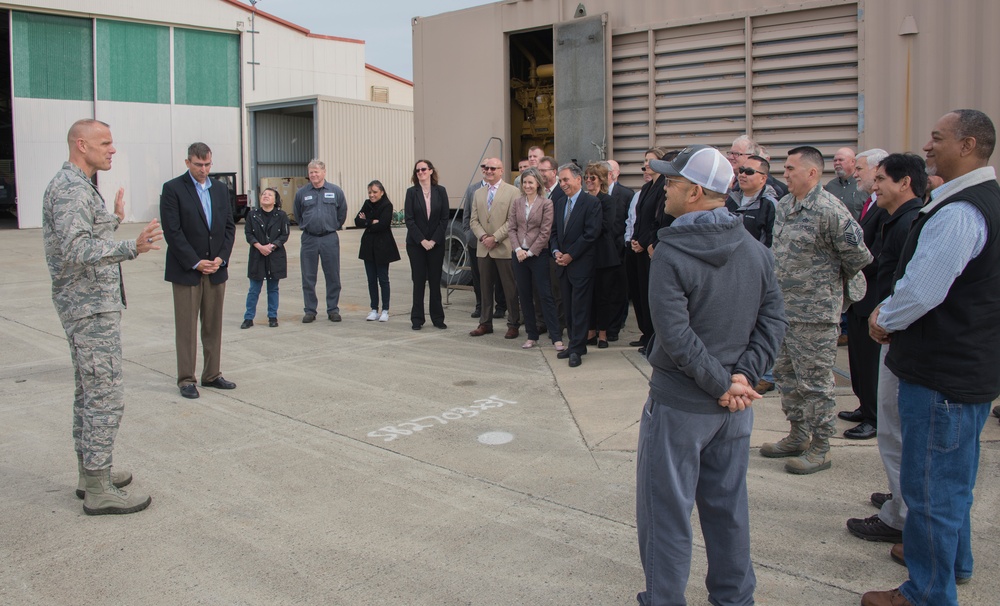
481;165;501;172
727;150;750;159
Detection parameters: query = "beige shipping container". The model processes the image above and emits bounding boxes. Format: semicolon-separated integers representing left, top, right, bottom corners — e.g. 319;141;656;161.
413;0;1000;196
259;177;309;223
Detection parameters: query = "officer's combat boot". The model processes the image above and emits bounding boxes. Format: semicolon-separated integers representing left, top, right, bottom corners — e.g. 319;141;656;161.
82;467;151;515
784;435;832;475
76;454;132;499
760;421;809;458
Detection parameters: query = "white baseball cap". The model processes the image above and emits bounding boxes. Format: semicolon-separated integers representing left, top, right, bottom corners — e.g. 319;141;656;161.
649;145;734;194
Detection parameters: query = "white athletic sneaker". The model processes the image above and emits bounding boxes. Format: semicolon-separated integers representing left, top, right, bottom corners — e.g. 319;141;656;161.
366;309;379;321
379;310;389;322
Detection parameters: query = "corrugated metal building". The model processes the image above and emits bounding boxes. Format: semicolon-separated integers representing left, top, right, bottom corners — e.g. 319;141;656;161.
3;0;413;228
412;0;1000;196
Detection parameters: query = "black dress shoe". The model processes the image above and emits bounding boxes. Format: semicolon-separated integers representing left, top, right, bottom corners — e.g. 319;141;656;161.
412;324;422;330
607;334;619;342
846;514;903;543
556;350;570;359
179;384;199;399
628;340;643;347
871;492;892;509
433;322;448;329
568;353;582;367
202;376;236;390
586;336;598;346
494;307;506;318
844;421;877;440
838;407;864;423
268;318;278;328
637;346;646;356
240;319;253;329
598;339;609;349
471;307;481;318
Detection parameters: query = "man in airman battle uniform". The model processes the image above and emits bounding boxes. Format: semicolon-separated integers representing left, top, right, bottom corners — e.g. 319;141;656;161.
43;119;162;515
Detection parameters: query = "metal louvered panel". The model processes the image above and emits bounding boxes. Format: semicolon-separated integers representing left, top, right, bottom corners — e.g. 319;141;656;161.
749;5;859;167
611;4;860;188
652;19;748;157
611;30;652;176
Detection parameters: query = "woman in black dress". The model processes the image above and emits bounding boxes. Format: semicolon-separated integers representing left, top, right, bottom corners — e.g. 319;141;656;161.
584;162;624;349
355;180;400;322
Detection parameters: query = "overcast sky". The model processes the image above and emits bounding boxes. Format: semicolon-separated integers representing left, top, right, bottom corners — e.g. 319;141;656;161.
244;0;495;80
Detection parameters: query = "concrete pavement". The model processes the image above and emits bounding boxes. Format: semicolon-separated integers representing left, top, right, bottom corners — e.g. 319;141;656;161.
1;223;997;605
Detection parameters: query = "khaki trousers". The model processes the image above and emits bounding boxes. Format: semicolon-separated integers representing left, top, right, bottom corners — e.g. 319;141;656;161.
173;276;226;386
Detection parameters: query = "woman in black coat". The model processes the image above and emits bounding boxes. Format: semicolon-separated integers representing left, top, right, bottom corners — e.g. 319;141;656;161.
403;159;450;330
584;162;625;349
355;180;401;322
242;187;290;328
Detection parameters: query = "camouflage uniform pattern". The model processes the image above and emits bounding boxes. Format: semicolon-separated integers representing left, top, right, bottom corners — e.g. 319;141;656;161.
772;183;872;438
42;162;137;470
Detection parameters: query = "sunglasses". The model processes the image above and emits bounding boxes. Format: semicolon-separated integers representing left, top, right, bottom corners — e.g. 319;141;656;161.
738;167;763;176
481;165;501;171
415;167;430;173
585;175;600;181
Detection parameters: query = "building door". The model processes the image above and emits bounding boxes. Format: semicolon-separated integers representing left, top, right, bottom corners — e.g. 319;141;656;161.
553;14;607;168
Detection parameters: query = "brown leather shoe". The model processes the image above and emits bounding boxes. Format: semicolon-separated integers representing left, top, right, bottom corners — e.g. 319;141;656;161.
754;379;774;393
504;326;519;339
469;324;493;337
861;589;912;606
890;543;905;567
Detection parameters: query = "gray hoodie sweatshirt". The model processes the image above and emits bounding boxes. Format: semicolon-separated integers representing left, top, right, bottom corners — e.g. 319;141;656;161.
646;207;787;414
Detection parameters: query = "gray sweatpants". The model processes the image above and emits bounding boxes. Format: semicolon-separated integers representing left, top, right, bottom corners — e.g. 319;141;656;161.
636;397;756;606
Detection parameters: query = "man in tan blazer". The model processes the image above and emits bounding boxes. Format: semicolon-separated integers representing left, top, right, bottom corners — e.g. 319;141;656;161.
469;158;521;338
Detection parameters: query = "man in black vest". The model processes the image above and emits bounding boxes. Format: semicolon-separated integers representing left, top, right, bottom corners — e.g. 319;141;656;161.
863;110;1000;606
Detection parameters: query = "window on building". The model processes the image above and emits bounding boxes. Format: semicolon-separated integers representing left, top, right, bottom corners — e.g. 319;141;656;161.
96;20;170;104
371;86;389;104
174;28;239;107
11;12;93;100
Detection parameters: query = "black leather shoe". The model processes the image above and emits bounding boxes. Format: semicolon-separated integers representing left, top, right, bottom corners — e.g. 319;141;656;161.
568;353;582;367
598;339;609;349
179;384;199;399
202;376;236;390
637;346;646;356
328;312;342;322
494;307;506;318
993;405;1000;419
471;307;481;318
240;319;253;329
586;336;598;346
268;318;278;328
844;421;877;440
628;340;643;347
607;333;619;342
556;350;570;359
433;322;448;329
846;514;903;543
412;324;422;330
871;492;892;509
838;407;864;422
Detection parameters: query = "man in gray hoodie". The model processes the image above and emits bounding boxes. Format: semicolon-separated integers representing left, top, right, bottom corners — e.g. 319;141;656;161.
636;145;787;606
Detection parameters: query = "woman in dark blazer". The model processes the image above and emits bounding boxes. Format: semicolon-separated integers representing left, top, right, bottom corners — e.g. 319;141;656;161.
507;167;563;351
584;162;624;349
403;159;450;330
242;187;290;328
355;180;401;322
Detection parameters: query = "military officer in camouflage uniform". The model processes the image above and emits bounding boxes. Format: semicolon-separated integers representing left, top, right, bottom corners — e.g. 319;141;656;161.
43;119;162;515
762;145;873;474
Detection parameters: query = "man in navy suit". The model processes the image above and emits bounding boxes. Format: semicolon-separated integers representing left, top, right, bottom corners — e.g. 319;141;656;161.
160;142;236;399
549;163;602;367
